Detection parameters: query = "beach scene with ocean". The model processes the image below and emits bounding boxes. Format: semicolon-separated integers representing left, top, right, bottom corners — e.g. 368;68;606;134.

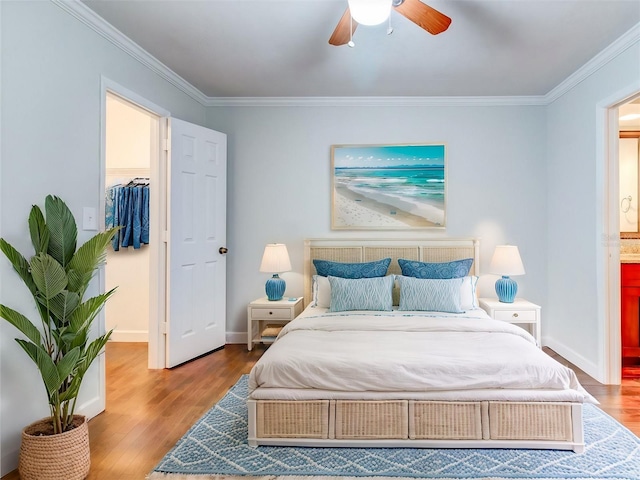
332;144;445;229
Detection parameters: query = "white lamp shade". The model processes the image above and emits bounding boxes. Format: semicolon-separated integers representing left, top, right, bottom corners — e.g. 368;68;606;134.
489;245;525;276
259;244;292;273
348;0;392;26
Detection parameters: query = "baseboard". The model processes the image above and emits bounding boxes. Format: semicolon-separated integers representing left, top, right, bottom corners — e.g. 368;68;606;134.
109;330;148;342
226;331;246;344
543;336;602;382
77;395;104;421
1;446;18;477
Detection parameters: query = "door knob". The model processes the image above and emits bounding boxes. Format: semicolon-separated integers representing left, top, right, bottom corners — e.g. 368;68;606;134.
219;247;228;255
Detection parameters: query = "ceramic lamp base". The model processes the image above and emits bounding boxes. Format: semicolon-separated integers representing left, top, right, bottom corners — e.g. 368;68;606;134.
265;274;285;301
495;275;517;303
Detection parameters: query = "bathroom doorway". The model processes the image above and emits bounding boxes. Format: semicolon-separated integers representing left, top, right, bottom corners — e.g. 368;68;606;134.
619;98;640;378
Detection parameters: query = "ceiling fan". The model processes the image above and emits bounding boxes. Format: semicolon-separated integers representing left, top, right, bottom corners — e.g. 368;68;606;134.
329;0;452;46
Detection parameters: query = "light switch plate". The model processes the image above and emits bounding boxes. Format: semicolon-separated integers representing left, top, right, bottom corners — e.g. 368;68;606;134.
83;207;97;231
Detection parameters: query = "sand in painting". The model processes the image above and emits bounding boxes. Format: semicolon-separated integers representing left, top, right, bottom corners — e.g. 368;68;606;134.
334;184;440;228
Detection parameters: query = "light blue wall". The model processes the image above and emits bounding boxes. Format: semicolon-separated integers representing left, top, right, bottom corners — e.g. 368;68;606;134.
545;39;640;378
0;1;206;473
1;0;638;475
206;104;548;337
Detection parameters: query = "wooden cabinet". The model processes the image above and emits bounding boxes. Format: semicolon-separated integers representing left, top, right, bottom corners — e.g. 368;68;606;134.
621;264;640;364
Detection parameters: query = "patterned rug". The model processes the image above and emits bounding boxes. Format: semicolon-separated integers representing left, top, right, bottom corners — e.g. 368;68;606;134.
148;376;640;480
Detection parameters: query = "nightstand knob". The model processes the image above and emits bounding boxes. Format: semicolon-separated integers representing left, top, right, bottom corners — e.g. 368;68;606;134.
512;313;519;318
269;311;273;315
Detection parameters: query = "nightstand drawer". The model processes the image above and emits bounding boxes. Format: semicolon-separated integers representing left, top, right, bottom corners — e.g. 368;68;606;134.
494;309;536;323
250;307;293;320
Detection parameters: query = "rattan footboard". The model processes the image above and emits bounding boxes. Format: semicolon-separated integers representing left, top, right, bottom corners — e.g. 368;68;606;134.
247;398;585;452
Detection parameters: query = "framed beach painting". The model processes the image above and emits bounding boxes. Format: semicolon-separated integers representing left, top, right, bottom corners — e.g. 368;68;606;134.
331;144;446;230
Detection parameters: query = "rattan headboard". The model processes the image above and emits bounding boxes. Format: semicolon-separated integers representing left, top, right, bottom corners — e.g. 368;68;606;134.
303;238;480;307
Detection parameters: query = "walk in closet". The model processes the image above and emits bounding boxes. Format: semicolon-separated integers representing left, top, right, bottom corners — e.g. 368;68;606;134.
104;93;156;342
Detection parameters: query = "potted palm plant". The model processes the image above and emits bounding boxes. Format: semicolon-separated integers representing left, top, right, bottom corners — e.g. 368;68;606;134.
0;195;118;480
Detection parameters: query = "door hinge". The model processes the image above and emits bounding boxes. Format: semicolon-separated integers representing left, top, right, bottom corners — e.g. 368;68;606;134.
162;137;170;152
160;322;168;335
162;231;169;243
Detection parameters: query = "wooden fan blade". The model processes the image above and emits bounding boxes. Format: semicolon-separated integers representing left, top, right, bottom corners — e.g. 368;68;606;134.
329;7;358;46
394;0;451;35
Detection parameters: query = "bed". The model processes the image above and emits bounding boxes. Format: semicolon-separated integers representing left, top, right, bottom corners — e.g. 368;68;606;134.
247;238;593;452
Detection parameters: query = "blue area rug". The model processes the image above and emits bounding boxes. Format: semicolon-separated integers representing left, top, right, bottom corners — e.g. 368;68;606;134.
148;375;640;480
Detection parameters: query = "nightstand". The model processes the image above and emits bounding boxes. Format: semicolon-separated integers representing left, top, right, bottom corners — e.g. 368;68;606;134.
247;297;304;351
479;298;541;347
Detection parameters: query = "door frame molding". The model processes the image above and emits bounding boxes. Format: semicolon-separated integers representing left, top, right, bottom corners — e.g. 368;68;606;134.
99;77;170;372
600;81;640;384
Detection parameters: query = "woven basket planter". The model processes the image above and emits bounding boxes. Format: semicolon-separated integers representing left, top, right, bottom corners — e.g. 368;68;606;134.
19;415;90;480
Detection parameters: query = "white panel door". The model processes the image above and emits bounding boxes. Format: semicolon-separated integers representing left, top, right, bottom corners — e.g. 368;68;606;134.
166;118;227;368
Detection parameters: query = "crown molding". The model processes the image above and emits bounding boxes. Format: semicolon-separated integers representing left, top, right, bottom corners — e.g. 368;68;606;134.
53;1;638;109
544;22;640;104
51;0;209;106
204;96;547;107
49;0;545;108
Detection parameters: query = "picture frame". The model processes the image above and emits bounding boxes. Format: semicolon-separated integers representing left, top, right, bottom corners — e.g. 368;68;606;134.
331;143;446;230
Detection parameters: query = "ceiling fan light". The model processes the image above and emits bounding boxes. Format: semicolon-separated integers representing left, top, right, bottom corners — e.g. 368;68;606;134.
348;0;393;26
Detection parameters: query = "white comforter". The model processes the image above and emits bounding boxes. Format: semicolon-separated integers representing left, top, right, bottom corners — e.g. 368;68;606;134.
248;308;595;403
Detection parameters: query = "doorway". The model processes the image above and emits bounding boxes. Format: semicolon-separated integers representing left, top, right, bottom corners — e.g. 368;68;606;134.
618;98;640;378
601;86;640;386
99;81;171;378
104;92;158;345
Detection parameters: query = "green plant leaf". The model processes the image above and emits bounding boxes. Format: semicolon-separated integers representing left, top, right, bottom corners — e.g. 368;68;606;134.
47;291;80;325
56;346;80;384
51;326;62;345
30;253;68;300
64;331;112;405
0;239;38;295
58;384;79;403
77;332;112;377
28;205;49;254
0;304;42;346
69;329;88;351
0;239;51;324
68;289;116;334
15;339;61;398
65;269;93;297
45;195;77;268
66;228;118;294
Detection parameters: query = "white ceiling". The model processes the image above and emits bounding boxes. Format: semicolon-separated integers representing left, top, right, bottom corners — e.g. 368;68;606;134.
82;0;640;98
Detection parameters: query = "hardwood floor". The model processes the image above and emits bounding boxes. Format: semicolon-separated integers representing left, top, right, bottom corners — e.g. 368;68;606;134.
2;343;639;479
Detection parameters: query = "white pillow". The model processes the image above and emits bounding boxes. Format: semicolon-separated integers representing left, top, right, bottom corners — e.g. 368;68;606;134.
311;275;331;308
460;275;479;310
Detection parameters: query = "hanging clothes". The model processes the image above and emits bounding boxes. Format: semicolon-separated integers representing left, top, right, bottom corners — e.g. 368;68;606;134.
106;179;150;251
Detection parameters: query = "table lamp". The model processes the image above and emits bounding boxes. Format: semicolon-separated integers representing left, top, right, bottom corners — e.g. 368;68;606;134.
489;245;525;303
259;243;291;301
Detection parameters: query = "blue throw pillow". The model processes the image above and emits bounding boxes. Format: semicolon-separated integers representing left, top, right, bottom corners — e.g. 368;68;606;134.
398;258;473;279
397;276;464;313
313;258;391;279
328;275;394;312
